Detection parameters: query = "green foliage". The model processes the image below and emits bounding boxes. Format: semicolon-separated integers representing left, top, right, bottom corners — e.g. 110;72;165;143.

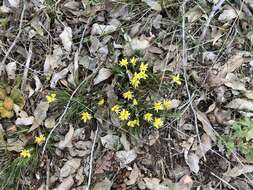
221;117;253;160
0;148;39;189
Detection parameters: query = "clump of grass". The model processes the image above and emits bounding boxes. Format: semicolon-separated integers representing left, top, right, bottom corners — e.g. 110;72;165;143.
220;116;253;160
0;147;39;189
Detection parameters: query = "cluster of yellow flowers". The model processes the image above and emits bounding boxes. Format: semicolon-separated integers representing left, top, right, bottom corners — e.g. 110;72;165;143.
20;134;46;158
119;57;149;88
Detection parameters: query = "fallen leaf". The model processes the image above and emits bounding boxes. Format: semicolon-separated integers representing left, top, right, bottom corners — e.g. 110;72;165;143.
130;37;150;51
226;98;253;111
120;133;130;151
44;117;55;128
60;158;81;178
15;116;34;126
56;176;74;190
116;149;137;166
33;74;42;92
186;6;203;23
174;175;193;190
43;46;63;75
197;111;217;142
208;54;244;87
29;101;49;131
224;73;246;91
244;90;253;100
142;0;162;11
75;166;84;185
126;163;140;186
143;178;170;190
7;135;27;152
93;178;112;190
218;6;238;22
50;67;69;88
58;125;74;149
101;134;120;150
223;165;253;178
196;134;212;158
6;61;16;80
91;23;117;35
94;68;112;85
185;153;200;174
95;151;115;174
60;26;73;52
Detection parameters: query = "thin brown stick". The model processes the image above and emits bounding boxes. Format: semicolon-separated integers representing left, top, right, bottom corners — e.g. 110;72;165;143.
21;43;33;92
0;1;26;75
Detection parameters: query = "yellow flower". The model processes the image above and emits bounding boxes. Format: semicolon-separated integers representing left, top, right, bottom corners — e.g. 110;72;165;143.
20;149;31;158
172;74;182;85
98;98;105;106
46;93;56;103
119;109;130;121
137;71;148;80
81;112;92;123
130;73;141;88
123;91;134;100
139;63;148;72
127;119;139;128
119;58;128;67
35;134;46;145
163;99;172;110
130;57;137;66
111;105;121;114
153;118;163;129
133;98;138;105
153;101;163;112
144;113;153;122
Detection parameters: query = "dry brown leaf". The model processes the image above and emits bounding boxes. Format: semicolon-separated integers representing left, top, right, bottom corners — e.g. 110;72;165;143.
93;178;112;190
197;111;217;142
60;158;81;178
116;149;137;166
218;6;238;22
143;178;170;190
226;98;253;111
244;90;253;100
224;73;246;91
59;26;72;52
208;54;244;87
185;153;200;174
58;125;74;149
126;163;140;186
223;165;253;178
142;0;161;11
56;176;74;190
94;68;112;85
95;151;115;174
100;134;120;150
174;175;193;190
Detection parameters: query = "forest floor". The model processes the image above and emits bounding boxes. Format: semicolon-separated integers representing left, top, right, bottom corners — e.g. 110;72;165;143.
1;0;253;190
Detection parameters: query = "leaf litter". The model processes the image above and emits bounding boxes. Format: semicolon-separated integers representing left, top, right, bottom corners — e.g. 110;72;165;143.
2;0;253;189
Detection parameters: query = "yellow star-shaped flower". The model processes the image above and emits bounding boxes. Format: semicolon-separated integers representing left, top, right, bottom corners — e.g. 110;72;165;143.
172;74;182;85
153;118;163;129
111;105;121;114
153;101;163;112
35;134;46;145
123;91;134;100
81;112;92;123
130;57;137;66
98;98;105;106
46;93;56;104
163;99;172;110
20;149;31;158
144;113;153;122
139;63;148;72
119;58;128;67
119;109;130;121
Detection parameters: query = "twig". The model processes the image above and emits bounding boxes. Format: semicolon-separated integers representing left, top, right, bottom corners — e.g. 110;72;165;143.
86;126;99;190
46;157;50;190
42;68;100;156
0;1;26;75
210;172;237;190
182;0;205;159
199;0;226;42
74;17;92;85
21;43;33;92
